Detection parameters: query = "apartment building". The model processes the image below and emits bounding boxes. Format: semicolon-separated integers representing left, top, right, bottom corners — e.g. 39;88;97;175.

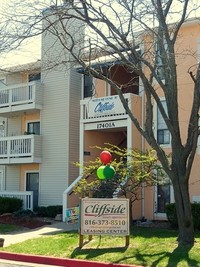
78;18;200;221
0;3;199;222
0;5;83;211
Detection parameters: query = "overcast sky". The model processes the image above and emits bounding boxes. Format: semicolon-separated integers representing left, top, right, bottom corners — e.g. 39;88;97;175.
1;37;41;68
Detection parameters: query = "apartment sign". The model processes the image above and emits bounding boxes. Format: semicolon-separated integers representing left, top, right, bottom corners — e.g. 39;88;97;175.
80;198;129;236
88;96;125;118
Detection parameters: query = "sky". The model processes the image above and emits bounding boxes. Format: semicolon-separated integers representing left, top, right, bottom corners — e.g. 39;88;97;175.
0;0;200;68
1;37;41;68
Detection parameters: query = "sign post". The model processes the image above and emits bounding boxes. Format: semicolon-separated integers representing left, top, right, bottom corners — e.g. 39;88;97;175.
79;198;130;248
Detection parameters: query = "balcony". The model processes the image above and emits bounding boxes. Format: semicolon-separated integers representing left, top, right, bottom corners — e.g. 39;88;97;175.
0;135;42;164
80;93;141;122
0;81;43;117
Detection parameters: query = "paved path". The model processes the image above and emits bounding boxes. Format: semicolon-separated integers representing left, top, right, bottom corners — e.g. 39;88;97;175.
0;222;77;266
1;222;78;247
0;258;61;267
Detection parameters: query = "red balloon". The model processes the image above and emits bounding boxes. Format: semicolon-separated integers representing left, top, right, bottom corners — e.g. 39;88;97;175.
100;151;112;164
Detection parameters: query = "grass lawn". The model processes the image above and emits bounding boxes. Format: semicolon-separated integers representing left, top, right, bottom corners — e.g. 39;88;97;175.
1;227;200;267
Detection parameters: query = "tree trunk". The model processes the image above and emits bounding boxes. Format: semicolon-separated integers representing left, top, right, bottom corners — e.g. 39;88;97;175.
172;177;194;246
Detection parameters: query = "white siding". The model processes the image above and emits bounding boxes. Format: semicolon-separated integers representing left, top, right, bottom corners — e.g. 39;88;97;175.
40;67;70;206
39;6;83;206
40;68;81;206
6;166;20;190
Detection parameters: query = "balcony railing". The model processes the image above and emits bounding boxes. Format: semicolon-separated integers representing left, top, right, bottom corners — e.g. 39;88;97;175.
80;93;139;122
0;135;42;164
0;81;43;116
0;191;33;210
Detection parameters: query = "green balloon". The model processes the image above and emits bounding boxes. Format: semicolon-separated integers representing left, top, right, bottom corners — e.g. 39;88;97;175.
103;165;115;179
97;166;106;179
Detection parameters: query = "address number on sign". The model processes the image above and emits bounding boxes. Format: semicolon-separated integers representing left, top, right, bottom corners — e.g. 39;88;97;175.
97;122;115;129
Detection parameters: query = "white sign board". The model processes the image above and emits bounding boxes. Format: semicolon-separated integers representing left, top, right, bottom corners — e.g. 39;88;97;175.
87;96;126;118
80;198;129;236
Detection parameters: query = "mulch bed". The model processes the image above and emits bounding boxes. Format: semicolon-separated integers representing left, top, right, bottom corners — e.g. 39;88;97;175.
0;214;52;229
134;220;171;229
0;214;171;230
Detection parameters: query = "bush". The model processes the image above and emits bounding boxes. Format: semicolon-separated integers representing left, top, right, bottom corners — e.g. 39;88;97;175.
93;177;119;198
191;203;200;230
166;203;200;230
35;205;62;218
13;209;34;217
165;203;178;228
0;197;23;215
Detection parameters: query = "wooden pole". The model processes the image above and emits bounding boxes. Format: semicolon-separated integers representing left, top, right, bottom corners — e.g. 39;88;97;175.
125;235;130;247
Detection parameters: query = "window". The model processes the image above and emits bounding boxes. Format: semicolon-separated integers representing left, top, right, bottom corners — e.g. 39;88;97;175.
0;78;6;88
26;172;39;209
0;169;5;191
155;40;168;80
0;123;5;137
198;118;200;155
198;38;200;64
157;100;170;145
157;182;170;213
84;75;93;98
27;121;40;135
155;172;174;215
29;73;41;82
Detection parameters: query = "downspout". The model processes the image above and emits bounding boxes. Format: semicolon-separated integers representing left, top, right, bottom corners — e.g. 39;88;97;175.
140;78;145;218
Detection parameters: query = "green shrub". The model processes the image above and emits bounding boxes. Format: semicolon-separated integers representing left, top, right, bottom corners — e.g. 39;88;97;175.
166;203;200;230
13;209;34;217
35;205;62;218
191;203;200;230
0;197;23;215
165;203;178;228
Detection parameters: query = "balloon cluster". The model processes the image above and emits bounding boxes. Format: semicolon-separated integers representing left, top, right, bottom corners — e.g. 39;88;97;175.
97;151;115;180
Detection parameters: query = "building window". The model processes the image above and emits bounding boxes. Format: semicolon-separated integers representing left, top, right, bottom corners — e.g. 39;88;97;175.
157;182;170;213
84;75;93;98
27;121;40;135
29;73;41;82
0;78;6;88
157;100;170;145
155;40;168;80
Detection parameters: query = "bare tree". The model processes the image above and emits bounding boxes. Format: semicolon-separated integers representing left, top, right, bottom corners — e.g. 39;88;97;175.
2;0;200;246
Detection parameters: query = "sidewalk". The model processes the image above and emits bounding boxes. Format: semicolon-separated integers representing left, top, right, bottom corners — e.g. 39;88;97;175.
0;258;61;267
1;221;78;247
